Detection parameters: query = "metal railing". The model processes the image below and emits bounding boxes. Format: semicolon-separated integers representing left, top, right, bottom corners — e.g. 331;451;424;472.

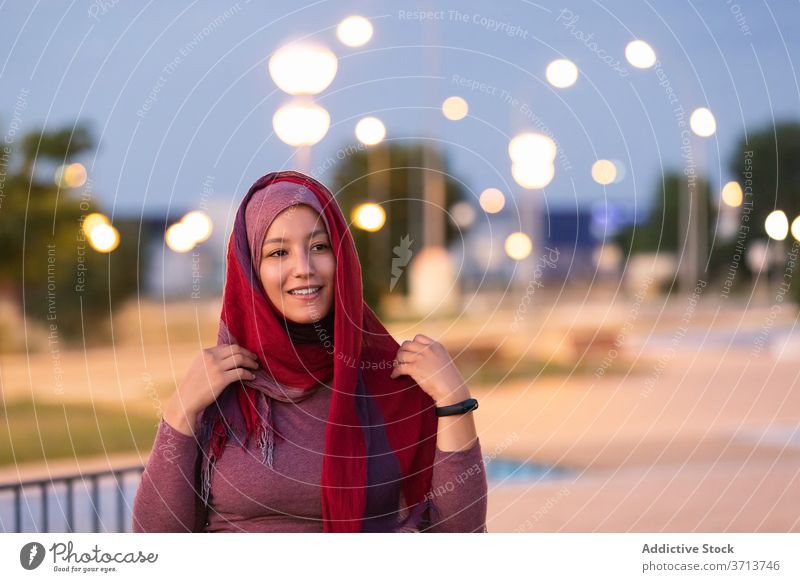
0;466;144;533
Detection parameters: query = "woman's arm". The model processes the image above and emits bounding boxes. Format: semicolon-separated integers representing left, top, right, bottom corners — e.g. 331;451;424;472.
424;435;488;533
131;415;208;532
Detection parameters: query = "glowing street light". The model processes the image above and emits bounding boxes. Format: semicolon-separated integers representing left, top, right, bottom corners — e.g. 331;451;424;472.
165;222;196;253
505;232;532;260
268;43;338;95
355;116;386;146
512;162;555;189
545;59;578;88
181;210;213;244
337;16;373;47
55;163;87;188
690;107;716;137
82;212;109;236
625;40;657;69
509;132;557;189
272;101;330;147
442;96;468;120
721;181;743;207
791;215;800;242
508;133;556;163
479;188;505;214
352;203;386;232
591;159;617;185
87;222;119;253
765;210;789;241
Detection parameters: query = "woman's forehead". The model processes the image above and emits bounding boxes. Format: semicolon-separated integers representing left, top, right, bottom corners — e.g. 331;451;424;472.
264;205;329;242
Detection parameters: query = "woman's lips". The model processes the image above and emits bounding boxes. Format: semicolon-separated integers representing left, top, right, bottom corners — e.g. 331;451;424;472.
287;286;322;300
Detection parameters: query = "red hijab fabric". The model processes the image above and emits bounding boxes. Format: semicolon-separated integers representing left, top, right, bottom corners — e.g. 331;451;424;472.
196;171;438;532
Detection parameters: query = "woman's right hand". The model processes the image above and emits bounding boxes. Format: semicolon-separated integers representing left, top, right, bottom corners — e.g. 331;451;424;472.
164;344;260;436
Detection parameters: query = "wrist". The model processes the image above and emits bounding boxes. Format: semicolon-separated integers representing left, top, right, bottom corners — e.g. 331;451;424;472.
164;394;199;436
433;384;471;406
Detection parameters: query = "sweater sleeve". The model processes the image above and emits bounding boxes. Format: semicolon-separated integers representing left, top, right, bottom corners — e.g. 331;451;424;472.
131;417;208;533
424;437;488;533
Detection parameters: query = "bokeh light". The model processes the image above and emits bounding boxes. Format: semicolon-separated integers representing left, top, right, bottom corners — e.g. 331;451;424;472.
55;162;87;188
545;59;578;88
86;223;119;253
479;188;506;214
512;162;555;189
181;210;213;244
591;160;617;185
442;96;469;120
625;40;657;68
355;116;386;146
268;43;337;95
505;232;532;260
721;181;743;207
336;15;373;47
273;102;330;146
352;203;386;232
165;222;196;253
765;210;788;240
690;107;717;137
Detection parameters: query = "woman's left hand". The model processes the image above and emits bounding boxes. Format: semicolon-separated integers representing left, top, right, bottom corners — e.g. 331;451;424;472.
390;334;471;405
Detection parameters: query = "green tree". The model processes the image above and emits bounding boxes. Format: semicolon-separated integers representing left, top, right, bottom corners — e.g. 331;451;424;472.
0;121;141;346
614;171;716;290
330;141;468;315
721;122;800;301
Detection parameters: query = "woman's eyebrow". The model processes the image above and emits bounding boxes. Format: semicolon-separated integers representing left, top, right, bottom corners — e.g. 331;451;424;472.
263;228;327;246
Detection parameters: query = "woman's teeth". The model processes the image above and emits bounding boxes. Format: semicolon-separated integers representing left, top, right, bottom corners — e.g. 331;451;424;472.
289;287;321;295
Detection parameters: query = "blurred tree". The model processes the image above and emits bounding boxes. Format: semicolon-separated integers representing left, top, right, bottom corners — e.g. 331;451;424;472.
0;121;142;345
330;141;468;315
717;122;800;302
614;171;717;291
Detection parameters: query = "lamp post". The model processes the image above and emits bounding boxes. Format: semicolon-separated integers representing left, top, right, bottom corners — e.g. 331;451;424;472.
508;132;556;288
355;116;390;306
268;42;337;172
680;106;716;292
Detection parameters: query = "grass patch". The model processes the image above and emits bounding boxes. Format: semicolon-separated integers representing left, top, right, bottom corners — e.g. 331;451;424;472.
0;399;159;467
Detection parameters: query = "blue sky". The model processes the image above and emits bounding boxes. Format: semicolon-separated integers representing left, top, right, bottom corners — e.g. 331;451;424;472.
2;0;798;225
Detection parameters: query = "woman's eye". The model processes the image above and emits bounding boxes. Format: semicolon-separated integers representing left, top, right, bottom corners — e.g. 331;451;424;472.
313;243;329;251
268;249;286;257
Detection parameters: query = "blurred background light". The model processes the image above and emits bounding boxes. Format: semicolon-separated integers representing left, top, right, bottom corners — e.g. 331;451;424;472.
479;188;506;214
336;15;373;47
352;202;386;232
545;59;578;88
268;43;338;95
272;101;330;146
625;40;657;68
355;116;386;146
442;96;469;120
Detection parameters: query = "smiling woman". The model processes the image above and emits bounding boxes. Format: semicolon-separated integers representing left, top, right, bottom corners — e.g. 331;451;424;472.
258;205;335;326
131;171;487;533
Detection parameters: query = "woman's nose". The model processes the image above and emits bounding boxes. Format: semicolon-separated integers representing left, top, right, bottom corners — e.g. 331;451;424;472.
291;248;315;276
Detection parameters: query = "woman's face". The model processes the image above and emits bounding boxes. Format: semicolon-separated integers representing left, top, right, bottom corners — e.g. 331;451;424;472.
259;204;335;324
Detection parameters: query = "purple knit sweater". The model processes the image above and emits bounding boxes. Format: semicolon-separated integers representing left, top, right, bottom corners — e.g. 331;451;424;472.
132;384;487;532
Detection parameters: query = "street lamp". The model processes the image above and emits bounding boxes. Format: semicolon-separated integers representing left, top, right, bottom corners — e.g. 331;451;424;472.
337;15;373;47
272;100;331;170
509;132;556;286
268;42;338;171
679;106;716;292
268;43;337;95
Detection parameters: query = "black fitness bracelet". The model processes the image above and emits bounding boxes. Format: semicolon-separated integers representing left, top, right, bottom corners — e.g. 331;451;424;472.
434;397;479;417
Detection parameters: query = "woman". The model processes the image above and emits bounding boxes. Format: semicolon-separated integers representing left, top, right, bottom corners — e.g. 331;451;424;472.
132;170;487;533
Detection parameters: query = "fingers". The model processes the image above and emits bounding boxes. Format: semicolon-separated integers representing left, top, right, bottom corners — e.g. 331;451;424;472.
220;353;260;372
224;367;256;385
212;343;258;359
